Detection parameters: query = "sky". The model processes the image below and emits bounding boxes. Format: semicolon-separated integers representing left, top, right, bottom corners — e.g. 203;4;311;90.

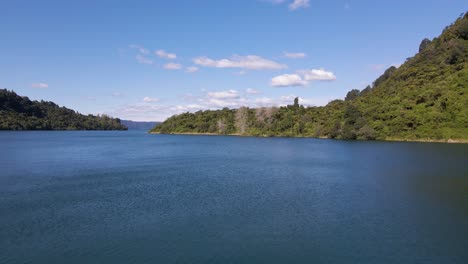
1;0;467;121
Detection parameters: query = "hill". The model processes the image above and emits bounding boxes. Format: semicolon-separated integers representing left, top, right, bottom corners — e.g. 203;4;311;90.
120;120;161;130
150;13;468;142
0;89;127;130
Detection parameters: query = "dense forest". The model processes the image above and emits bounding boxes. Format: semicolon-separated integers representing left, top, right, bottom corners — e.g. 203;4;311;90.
151;13;468;141
0;89;127;130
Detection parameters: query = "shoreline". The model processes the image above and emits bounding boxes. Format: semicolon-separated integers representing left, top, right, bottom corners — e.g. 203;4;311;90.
149;132;468;144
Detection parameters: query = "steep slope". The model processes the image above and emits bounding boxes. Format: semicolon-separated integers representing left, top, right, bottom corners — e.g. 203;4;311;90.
151;13;468;141
0;89;127;130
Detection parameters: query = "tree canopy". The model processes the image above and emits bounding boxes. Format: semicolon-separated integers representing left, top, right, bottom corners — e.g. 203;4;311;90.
0;89;127;130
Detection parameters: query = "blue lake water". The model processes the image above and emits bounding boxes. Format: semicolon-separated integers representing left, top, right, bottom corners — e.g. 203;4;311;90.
1;131;467;263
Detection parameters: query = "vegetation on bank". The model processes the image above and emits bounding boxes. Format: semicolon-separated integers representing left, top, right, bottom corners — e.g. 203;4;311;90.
0;89;127;130
151;13;468;141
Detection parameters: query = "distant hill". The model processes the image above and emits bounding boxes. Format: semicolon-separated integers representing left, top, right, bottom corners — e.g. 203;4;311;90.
151;13;468;142
0;89;127;130
121;120;161;130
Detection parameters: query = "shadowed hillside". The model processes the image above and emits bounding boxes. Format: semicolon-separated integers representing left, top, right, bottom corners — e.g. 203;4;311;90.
0;89;127;130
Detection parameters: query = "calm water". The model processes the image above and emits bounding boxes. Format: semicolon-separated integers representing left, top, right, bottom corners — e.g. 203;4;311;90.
1;131;467;263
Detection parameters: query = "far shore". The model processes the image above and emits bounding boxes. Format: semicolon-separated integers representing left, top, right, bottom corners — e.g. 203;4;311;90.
149;131;468;144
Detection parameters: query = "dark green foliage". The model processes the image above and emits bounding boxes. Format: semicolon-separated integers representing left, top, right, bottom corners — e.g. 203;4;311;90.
0;89;127;130
373;66;397;87
345;89;360;101
419;38;432;52
151;13;468;141
455;13;468;40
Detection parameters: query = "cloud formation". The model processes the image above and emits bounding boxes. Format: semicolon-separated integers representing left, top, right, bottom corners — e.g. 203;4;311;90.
283;52;306;59
193;55;287;70
186;66;199;73
271;68;336;87
155;49;177;59
270;74;308;87
31;83;49;88
246;88;261;94
164;62;183;70
136;54;153;65
299;69;337;81
289;0;309;10
143;96;159;103
129;44;149;54
207;89;240;99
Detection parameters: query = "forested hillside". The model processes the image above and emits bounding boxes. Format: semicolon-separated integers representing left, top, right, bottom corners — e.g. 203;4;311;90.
0;89;127;130
151;13;468;141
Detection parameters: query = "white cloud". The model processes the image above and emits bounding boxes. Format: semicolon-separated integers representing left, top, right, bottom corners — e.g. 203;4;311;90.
111;92;123;97
186;66;199;73
136;54;153;65
129;44;149;55
284;52;306;59
246;88;261;94
289;0;309;10
207;89;240;99
31;83;48;88
143;96;159;103
193;55;287;70
265;0;286;4
271;68;336;87
299;68;336;81
155;49;177;59
164;62;183;70
271;74;308;87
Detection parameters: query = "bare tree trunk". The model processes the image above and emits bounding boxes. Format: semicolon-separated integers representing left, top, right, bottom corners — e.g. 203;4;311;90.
235;107;248;134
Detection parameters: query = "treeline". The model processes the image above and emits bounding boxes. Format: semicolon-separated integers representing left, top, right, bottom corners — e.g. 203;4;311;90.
0;89;127;130
151;13;468;141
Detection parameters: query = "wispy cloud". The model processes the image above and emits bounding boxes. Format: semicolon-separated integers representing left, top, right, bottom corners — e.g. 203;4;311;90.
186;66;199;73
129;44;149;55
143;96;159;103
289;0;309;10
283;52;306;59
164;62;183;70
246;88;261;94
263;0;309;11
271;68;336;87
207;89;240;99
193;55;287;70
155;49;177;59
136;54;153;65
31;83;49;88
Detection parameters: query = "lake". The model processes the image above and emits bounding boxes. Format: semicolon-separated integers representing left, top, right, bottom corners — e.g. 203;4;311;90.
1;131;467;263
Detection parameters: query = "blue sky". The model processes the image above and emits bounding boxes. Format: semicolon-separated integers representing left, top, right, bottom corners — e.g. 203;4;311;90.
1;0;466;121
